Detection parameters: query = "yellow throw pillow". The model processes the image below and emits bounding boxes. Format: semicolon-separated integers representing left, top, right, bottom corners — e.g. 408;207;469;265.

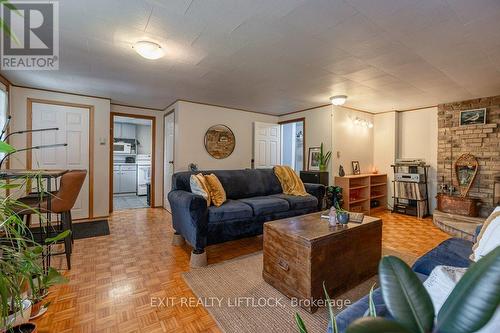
205;174;227;207
190;173;211;205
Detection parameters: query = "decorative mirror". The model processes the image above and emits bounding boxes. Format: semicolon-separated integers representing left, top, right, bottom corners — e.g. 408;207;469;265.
204;125;235;159
455;153;478;197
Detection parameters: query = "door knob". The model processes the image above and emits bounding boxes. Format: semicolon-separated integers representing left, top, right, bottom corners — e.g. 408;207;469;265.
169;161;174;164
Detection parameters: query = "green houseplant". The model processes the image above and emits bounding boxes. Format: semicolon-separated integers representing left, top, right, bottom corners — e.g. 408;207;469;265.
0;140;69;332
295;246;500;333
319;143;332;172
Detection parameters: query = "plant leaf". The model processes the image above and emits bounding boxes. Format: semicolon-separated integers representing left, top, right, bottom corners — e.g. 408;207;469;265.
378;256;435;333
346;317;412;333
0;140;15;154
295;313;308;333
368;284;377;317
323;281;338;333
436;246;500;333
44;229;71;244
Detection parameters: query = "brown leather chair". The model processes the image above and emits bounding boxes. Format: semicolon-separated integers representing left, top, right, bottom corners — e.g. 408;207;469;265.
18;170;87;269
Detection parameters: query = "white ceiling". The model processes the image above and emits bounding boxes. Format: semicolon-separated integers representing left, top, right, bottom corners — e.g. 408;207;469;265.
4;0;500;114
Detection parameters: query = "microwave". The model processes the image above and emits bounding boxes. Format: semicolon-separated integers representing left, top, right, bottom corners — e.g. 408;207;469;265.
113;142;132;154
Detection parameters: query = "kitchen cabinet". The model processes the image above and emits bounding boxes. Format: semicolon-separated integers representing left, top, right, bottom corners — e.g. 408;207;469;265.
114;123;136;139
113;164;137;194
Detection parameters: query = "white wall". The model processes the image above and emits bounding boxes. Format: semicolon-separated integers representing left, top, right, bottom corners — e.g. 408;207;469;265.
332;107;374;178
398;107;438;213
136;124;152;154
9;86;111;218
110;104;164;207
279;105;374;184
174;101;278;171
373;112;398;208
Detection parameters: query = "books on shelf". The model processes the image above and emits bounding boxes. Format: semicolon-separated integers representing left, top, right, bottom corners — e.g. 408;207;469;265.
394;182;426;200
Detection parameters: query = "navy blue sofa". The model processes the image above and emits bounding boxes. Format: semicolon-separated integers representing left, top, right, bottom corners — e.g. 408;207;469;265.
168;169;325;258
330;237;474;333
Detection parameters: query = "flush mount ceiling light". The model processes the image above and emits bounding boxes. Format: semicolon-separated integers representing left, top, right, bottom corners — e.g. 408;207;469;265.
133;41;165;60
330;95;348;106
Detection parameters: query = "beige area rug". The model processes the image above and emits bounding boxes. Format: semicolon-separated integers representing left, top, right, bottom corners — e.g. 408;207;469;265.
183;248;417;333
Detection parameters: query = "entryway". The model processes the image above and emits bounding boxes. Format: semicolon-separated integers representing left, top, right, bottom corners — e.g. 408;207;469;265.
110;113;155;212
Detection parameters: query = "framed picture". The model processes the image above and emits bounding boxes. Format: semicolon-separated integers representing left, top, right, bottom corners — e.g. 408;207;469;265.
308;147;321;171
459;108;487;126
352;161;360;175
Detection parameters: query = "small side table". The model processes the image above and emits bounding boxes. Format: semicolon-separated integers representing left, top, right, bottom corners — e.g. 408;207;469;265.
300;171;329;186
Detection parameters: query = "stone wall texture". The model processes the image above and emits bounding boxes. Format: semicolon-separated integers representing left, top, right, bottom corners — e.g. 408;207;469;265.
437;95;500;217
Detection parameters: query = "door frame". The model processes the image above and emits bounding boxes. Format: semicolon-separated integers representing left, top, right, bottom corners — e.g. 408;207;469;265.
162;109;175;211
109;112;156;213
27;98;95;219
278;117;306;171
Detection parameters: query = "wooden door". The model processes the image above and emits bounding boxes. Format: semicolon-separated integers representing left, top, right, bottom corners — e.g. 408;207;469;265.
31;102;90;219
254;122;280;169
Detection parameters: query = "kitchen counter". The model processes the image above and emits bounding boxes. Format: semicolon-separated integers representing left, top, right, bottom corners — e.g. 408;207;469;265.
113;163;137;166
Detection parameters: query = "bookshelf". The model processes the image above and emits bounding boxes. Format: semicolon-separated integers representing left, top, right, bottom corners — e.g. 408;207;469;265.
335;174;388;215
392;164;430;218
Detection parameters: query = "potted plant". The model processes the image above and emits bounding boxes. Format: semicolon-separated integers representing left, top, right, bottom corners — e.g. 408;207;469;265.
335;204;349;225
319;143;332;172
295;246;500;333
0;140;69;332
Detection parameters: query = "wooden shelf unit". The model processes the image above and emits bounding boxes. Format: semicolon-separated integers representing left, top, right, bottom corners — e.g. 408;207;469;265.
335;174;388;215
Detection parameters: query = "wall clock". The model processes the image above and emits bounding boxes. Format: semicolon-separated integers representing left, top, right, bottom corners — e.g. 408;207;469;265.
204;124;235;159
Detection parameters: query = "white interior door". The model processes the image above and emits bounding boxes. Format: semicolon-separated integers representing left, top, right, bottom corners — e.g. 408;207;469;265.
31;102;90;220
164;112;175;210
254;122;280;169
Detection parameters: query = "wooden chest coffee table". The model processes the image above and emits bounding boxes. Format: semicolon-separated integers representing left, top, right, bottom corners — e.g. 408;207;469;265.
263;212;382;313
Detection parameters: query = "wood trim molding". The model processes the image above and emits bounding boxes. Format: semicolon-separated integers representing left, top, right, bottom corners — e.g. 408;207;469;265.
109;112;157;213
0;74;11;90
26;98;95;219
111;102;165;112
162;110;175;209
176;99;274;117
277;117;306;171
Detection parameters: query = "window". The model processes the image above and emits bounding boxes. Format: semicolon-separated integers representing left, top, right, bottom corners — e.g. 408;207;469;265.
280;119;304;172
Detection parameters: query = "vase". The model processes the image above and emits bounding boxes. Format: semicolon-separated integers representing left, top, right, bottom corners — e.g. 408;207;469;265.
339;165;345;177
319;165;327;172
337;212;349;224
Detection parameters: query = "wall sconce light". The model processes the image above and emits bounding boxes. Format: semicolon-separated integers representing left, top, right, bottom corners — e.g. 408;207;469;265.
351;116;373;129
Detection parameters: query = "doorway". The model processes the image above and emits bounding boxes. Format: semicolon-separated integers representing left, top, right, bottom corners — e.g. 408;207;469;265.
110;113;155;212
163;111;175;211
279;118;305;172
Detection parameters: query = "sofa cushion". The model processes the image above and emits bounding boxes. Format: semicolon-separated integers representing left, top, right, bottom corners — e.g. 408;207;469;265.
271;194;318;210
172;169;282;199
412;238;473;276
239;196;289;216
208;200;253;223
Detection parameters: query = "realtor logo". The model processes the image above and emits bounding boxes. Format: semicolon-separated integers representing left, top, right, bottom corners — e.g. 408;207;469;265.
1;1;59;70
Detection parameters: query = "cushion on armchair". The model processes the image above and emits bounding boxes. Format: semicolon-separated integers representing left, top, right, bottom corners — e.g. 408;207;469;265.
412;238;473;276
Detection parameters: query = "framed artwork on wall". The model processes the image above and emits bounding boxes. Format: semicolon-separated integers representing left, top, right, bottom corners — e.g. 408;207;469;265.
459;108;486;126
352;161;361;175
308;147;321;171
204;124;236;159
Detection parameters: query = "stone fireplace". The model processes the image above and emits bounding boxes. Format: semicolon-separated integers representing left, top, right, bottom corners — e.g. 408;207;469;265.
437;95;499;217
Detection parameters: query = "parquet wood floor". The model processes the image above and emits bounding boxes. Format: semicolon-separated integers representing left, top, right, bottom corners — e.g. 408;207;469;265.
34;209;450;333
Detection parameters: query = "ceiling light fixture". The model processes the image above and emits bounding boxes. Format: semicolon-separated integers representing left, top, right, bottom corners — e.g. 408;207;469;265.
330;95;347;106
133;41;165;60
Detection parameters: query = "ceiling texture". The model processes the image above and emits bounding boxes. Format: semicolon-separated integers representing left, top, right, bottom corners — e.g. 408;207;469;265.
3;0;500;114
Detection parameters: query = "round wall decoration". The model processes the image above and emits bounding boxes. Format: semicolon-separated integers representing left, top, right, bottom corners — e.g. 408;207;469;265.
204;124;236;159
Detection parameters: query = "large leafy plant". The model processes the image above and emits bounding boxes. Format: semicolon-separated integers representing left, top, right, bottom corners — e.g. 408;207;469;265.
0;140;69;330
295;246;500;333
347;246;500;333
